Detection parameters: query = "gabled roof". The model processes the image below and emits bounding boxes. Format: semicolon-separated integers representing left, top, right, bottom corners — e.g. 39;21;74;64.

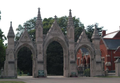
103;30;119;38
104;39;120;50
77;29;90;43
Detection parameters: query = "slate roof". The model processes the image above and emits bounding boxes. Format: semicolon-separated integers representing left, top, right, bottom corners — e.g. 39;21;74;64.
80;48;89;55
104;39;120;50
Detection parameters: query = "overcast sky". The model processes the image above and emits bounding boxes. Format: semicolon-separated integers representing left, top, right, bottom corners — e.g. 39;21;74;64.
1;0;120;41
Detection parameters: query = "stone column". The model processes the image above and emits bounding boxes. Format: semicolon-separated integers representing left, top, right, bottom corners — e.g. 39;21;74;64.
115;58;120;76
5;22;15;78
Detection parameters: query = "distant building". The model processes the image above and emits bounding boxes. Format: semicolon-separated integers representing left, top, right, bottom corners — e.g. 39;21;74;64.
77;30;120;72
77;48;90;70
100;30;120;72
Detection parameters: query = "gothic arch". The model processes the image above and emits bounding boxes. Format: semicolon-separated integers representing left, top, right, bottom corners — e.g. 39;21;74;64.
14;42;36;78
75;44;95;76
75;44;94;59
43;36;69;77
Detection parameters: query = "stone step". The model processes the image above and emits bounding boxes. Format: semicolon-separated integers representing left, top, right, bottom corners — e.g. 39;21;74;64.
108;73;116;76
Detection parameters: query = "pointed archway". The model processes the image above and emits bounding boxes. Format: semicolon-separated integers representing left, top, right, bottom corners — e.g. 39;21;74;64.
46;41;63;75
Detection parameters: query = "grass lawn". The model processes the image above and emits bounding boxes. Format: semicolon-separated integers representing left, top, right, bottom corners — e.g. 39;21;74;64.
0;81;25;83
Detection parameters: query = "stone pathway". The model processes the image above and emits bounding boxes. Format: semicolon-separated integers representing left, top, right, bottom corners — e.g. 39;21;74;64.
0;76;120;83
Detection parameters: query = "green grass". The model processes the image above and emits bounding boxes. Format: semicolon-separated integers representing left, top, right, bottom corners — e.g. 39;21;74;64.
0;81;25;83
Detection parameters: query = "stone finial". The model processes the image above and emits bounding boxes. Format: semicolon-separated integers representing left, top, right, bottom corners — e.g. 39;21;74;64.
91;25;100;39
24;24;27;31
36;8;42;27
54;15;57;21
37;8;41;20
69;9;72;17
7;21;15;38
67;9;74;27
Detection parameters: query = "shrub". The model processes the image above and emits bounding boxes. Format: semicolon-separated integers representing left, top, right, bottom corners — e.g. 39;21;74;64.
84;68;90;77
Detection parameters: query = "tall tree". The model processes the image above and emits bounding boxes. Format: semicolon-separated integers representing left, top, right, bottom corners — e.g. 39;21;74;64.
0;29;6;70
0;11;1;20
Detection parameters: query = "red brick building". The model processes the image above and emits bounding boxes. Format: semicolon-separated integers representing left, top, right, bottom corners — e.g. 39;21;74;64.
77;48;90;70
100;30;120;71
77;30;120;72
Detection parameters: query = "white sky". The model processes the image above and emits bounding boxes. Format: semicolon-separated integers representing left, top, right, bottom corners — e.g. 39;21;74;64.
1;0;120;41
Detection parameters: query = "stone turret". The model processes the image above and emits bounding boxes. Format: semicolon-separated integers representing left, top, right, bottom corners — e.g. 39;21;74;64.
36;8;43;42
92;25;103;76
35;8;44;77
67;9;74;41
36;8;42;27
92;25;100;40
7;22;15;38
4;22;15;78
67;9;74;28
67;9;77;77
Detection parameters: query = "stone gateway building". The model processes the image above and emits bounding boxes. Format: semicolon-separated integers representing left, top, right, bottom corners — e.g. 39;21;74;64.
3;8;103;78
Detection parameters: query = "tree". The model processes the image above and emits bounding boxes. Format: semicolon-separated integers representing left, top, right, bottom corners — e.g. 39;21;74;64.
86;23;103;41
0;11;1;20
0;29;6;70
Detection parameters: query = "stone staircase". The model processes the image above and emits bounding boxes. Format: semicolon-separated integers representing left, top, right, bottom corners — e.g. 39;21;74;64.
107;73;116;76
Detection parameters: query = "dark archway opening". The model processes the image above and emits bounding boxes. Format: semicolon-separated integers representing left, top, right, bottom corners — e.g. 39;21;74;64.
17;47;32;76
47;41;63;75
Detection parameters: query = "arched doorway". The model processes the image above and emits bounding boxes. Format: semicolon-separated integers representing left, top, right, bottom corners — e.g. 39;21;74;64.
14;44;36;78
76;47;91;76
76;44;95;77
43;37;68;77
46;41;63;75
17;47;32;76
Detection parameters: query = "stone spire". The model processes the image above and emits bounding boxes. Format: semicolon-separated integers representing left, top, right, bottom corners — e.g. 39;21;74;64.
67;9;74;27
7;21;15;38
36;8;42;27
37;8;41;20
54;15;57;23
92;24;100;39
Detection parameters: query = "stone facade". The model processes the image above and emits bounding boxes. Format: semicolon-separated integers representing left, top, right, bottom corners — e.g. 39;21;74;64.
2;8;103;78
115;58;120;76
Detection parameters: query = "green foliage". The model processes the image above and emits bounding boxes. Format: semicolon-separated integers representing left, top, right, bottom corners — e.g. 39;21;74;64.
0;11;1;20
0;29;6;70
15;17;37;41
0;29;6;42
43;17;54;34
86;23;103;41
15;16;84;41
17;47;32;75
0;40;5;69
84;68;90;77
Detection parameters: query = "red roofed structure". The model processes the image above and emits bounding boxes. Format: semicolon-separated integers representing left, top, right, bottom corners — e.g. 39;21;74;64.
100;30;120;72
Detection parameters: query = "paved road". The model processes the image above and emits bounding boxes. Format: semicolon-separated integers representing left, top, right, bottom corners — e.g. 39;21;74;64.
0;76;120;83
